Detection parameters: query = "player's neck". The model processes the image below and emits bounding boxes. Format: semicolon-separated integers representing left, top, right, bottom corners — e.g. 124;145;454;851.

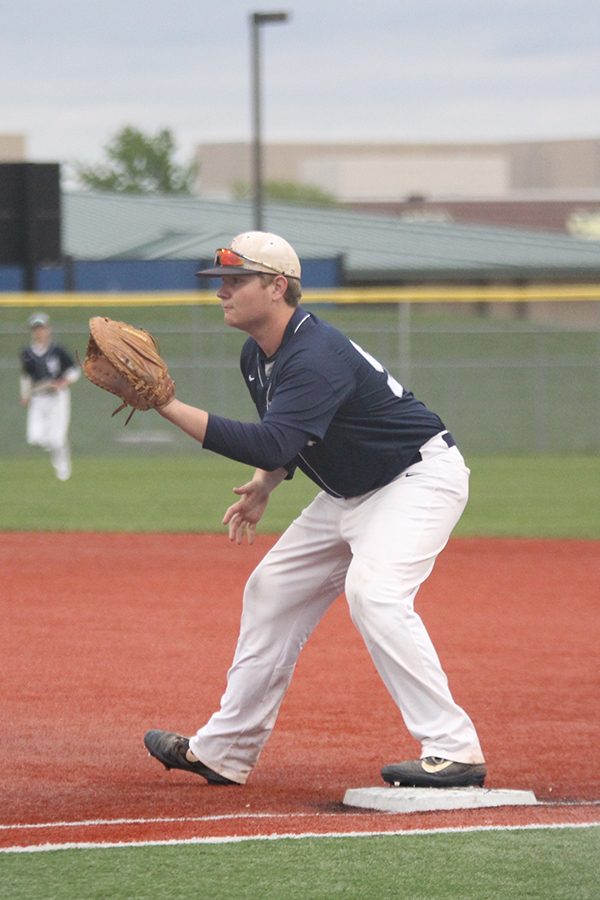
252;307;295;358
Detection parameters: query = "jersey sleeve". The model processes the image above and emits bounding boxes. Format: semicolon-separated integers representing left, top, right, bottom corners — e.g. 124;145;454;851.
56;346;77;374
20;348;34;377
203;348;355;471
19;374;32;401
203;414;307;471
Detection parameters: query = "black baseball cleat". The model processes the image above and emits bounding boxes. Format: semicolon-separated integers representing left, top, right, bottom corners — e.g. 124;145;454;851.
144;730;239;785
381;756;487;788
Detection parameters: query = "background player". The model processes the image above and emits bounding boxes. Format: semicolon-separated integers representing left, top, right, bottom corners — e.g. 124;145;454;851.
19;312;81;481
144;231;486;789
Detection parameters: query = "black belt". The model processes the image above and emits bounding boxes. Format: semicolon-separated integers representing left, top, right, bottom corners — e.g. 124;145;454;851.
409;431;456;466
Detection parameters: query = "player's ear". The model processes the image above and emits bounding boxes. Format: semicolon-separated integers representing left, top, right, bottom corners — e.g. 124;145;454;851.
271;274;289;300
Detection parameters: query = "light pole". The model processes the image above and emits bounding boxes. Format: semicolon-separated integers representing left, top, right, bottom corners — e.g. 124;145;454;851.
250;11;290;231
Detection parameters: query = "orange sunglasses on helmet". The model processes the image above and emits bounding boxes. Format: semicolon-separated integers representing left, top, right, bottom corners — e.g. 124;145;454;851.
213;247;285;274
214;248;248;267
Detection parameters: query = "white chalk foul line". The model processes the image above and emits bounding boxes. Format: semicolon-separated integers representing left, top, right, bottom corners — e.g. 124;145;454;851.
2;799;599;832
0;812;339;831
1;821;599;853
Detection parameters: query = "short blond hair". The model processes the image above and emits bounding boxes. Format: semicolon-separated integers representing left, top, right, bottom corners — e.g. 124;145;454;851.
259;273;302;307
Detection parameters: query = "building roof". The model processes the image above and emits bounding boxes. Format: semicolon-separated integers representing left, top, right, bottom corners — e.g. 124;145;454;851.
62;191;600;284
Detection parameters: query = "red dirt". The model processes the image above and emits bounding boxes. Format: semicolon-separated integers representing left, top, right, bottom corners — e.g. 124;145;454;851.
1;533;598;849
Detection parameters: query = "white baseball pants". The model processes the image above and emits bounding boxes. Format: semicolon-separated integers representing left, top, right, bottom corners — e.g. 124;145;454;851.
191;433;485;783
27;389;72;481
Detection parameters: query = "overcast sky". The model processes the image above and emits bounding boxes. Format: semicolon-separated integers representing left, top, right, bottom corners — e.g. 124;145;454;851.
2;0;599;168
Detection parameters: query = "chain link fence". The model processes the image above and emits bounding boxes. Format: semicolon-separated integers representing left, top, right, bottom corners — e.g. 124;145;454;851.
1;298;599;458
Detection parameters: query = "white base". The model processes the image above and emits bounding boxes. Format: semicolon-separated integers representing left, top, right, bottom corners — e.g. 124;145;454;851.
343;786;538;813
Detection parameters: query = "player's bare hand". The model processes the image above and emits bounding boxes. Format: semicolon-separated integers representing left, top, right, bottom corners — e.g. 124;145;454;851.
223;480;270;545
224;512;258;545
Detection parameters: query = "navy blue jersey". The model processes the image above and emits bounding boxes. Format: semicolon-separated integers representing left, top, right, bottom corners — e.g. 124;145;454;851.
20;343;76;384
204;307;446;498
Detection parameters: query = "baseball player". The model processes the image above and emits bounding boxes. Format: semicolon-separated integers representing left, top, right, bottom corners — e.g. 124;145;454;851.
144;231;486;788
19;312;81;481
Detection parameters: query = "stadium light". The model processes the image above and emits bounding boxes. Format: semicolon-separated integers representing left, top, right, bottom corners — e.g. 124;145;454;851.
250;11;290;231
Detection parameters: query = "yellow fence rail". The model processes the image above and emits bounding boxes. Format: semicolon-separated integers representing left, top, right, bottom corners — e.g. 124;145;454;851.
0;283;599;308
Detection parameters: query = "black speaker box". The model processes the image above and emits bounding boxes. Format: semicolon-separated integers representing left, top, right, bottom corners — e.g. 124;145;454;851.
0;163;61;265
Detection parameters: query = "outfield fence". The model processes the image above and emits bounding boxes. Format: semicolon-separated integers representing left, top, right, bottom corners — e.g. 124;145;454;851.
1;286;599;458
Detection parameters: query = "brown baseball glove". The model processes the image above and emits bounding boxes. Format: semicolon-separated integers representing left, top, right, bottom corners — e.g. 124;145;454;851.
83;316;175;424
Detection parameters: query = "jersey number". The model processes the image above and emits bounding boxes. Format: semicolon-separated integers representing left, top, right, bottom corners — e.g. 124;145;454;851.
350;340;404;398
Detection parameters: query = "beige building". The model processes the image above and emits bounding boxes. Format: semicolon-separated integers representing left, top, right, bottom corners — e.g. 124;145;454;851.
194;137;600;201
0;134;26;161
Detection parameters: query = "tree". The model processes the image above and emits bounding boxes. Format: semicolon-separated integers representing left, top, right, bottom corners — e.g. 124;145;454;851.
232;179;337;208
75;126;197;195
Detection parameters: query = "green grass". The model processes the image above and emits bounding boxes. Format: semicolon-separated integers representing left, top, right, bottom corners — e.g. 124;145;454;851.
0;454;315;533
1;453;599;538
464;454;600;538
1;828;598;899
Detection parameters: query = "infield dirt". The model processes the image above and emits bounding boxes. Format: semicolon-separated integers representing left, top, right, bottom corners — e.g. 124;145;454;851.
2;533;598;848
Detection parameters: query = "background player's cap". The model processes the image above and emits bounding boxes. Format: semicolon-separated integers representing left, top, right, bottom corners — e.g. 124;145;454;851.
197;231;301;279
28;312;50;328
